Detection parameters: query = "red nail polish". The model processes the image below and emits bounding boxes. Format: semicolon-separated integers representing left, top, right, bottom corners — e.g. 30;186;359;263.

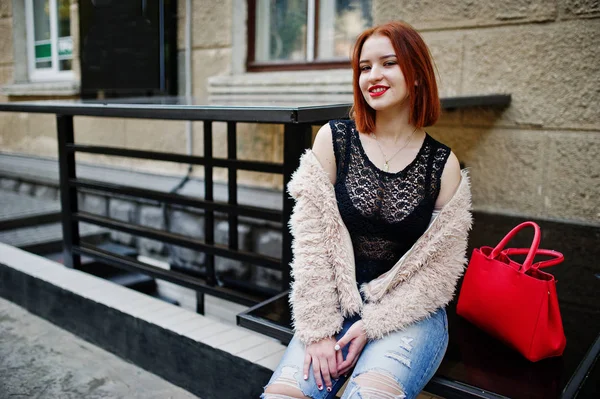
327;387;332;392
318;384;323;390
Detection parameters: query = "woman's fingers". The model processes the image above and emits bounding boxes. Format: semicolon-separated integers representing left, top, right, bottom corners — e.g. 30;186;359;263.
312;356;324;391
327;354;339;381
320;356;333;391
336;350;344;371
303;351;311;381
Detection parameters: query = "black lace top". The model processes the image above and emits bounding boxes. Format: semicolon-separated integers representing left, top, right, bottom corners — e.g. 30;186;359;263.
330;119;451;286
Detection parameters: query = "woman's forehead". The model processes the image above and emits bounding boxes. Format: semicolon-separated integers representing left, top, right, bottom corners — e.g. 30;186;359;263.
360;35;395;59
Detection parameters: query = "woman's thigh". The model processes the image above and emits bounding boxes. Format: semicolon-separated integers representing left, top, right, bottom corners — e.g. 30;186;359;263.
262;315;360;399
341;308;449;399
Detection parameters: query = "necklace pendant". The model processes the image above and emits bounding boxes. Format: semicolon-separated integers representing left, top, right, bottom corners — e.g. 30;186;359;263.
383;161;389;172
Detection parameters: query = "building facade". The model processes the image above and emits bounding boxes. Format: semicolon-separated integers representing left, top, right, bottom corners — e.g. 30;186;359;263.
1;0;599;225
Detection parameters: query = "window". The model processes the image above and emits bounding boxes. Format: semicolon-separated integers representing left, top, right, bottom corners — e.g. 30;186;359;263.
248;0;372;71
25;0;74;82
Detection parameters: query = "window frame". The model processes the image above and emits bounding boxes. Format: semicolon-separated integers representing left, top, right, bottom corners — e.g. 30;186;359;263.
25;0;75;82
247;0;352;72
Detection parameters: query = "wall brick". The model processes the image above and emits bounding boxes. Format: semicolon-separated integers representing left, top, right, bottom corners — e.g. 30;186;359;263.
373;0;557;29
192;48;231;102
0;17;13;64
0;0;12;18
421;31;464;97
430;127;548;217
191;0;232;49
560;0;600;19
462;20;600;130
0;64;12;84
545;131;600;223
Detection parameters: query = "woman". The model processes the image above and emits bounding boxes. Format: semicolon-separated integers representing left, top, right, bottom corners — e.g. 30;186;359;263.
262;21;472;399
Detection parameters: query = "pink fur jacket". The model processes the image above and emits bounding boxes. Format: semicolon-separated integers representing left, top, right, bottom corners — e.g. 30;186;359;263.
287;150;473;344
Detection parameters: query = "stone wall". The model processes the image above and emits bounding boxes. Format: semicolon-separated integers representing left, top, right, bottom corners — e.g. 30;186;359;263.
0;0;13;103
372;0;599;224
0;0;598;224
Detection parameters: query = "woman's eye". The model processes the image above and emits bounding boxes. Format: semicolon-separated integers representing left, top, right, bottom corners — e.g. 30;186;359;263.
384;61;397;66
360;66;371;71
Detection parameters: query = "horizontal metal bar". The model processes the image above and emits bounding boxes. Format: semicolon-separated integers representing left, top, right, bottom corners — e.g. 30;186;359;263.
425;378;510;399
440;94;512;110
73;211;282;270
70;178;282;222
73;244;261;307
0;211;62;231
0;102;303;123
0;95;511;123
68;144;284;174
237;314;293;345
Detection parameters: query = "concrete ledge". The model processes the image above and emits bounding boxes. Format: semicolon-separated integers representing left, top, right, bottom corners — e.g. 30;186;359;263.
0;243;286;398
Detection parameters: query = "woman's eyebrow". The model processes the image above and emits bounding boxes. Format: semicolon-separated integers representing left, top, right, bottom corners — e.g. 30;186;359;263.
359;54;397;63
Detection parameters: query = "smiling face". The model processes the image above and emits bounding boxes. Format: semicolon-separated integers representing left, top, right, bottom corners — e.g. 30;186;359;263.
358;34;409;114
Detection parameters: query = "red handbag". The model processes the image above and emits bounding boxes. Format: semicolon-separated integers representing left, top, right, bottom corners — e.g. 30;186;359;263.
456;221;567;362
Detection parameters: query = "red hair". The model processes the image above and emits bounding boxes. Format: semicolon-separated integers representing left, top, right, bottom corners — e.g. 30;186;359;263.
351;21;440;133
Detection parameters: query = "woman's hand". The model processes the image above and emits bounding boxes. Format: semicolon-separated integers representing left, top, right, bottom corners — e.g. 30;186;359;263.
335;320;368;376
304;336;343;392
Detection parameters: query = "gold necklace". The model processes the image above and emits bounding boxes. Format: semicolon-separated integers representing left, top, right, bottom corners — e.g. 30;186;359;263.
370;127;418;172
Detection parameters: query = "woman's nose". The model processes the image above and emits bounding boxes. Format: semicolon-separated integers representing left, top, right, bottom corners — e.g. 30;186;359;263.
369;66;383;82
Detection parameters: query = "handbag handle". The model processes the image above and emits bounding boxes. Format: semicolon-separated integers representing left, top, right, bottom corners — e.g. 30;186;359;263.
502;248;565;270
490;221;541;272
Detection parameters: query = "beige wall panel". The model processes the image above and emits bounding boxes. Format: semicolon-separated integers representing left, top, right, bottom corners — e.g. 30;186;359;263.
545;131;600;223
435;109;462;127
237;123;283;189
429;127;548;217
0;112;30;150
0;0;11;18
421;31;464;97
0;64;12;84
73;117;133;169
119;119;188;176
0;17;13;64
191;0;232;49
0;113;57;158
462;20;600;130
373;0;557;30
560;0;600;19
192;48;231;102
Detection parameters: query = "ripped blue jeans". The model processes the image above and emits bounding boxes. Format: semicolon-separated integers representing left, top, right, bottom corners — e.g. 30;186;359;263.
262;308;448;399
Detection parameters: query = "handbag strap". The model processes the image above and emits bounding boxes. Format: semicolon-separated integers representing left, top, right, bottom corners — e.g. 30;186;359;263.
502;248;565;270
490;221;541;271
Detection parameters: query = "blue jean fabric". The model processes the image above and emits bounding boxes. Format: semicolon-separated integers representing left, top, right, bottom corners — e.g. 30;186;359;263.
262;308;448;399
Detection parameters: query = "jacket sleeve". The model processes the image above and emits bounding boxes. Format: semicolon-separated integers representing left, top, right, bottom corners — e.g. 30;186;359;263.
361;179;473;340
287;152;344;345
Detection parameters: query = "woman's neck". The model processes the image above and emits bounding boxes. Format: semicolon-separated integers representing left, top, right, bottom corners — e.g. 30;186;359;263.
373;106;416;142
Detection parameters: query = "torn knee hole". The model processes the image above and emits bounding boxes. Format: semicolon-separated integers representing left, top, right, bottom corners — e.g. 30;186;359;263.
263;366;312;399
349;371;406;399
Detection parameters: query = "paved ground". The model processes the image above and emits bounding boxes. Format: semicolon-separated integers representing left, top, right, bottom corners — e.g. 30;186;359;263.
0;297;200;399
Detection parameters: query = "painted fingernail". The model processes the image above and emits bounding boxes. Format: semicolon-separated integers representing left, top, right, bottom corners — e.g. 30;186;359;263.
334;344;340;351
318;384;323;390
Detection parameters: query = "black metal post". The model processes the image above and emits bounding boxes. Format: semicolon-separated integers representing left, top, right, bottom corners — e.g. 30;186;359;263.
203;121;216;286
227;122;238;250
196;291;205;315
281;123;313;289
57;115;81;269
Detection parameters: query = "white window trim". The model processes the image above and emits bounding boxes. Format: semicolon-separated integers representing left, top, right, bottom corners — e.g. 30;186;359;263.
25;0;74;82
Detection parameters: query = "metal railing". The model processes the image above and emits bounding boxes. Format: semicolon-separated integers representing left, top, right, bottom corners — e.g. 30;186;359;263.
0;95;512;313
